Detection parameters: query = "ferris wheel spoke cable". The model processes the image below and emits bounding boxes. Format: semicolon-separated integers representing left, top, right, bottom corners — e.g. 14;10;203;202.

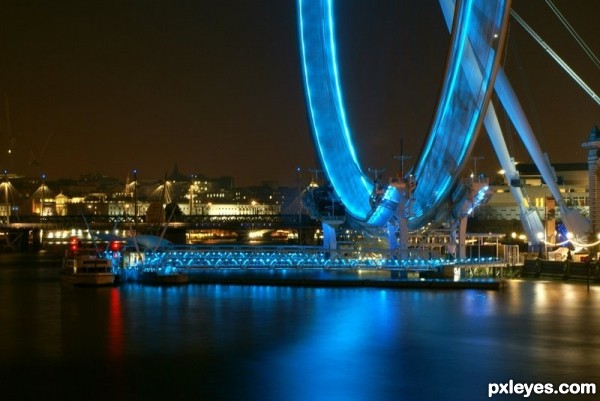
510;9;600;107
544;0;600;71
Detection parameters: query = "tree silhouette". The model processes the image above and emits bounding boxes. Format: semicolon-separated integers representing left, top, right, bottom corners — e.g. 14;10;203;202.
165;202;183;222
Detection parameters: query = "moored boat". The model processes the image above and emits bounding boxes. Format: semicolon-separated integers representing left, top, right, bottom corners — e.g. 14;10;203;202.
60;246;116;286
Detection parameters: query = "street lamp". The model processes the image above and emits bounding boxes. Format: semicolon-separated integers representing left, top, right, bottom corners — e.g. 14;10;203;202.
536;232;545;259
133;169;138;234
296;167;302;244
472;156;484;180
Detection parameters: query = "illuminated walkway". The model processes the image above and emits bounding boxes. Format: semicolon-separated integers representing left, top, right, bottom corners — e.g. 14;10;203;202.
117;245;506;289
125;245;505;271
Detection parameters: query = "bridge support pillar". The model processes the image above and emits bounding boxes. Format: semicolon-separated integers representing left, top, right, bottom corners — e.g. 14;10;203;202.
30;228;41;251
448;216;467;260
322;222;337;251
458;216;467;259
388;214;409;259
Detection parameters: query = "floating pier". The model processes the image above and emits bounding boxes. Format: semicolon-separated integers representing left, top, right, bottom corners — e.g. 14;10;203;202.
118;245;507;289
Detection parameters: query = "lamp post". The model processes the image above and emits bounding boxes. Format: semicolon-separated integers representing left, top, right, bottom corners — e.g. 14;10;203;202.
189;175;197;216
40;173;46;218
297;167;302;245
472;156;484;180
367;167;385;182
393;138;412;177
536;232;545;259
3;171;9;226
308;168;322;185
133;169;138;235
566;232;574;261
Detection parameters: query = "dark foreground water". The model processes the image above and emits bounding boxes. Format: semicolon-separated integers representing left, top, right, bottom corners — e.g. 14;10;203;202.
1;252;599;401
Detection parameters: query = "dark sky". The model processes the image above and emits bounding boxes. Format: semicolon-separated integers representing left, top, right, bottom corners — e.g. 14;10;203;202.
0;1;598;186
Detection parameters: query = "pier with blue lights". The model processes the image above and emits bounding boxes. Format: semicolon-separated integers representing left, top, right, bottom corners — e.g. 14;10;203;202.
116;244;509;289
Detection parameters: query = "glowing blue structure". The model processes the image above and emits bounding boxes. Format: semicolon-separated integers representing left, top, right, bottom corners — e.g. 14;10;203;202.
125;245;504;271
298;0;373;220
439;0;589;241
298;0;511;235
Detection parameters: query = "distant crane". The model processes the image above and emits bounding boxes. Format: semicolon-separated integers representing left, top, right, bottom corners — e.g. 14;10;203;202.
2;94;16;174
29;132;54;173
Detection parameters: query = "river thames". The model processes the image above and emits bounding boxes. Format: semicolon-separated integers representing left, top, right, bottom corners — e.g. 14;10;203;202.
1;251;599;401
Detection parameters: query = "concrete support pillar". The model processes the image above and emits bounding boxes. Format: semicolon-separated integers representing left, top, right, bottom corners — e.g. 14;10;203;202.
322;222;337;250
387;222;398;251
398;215;409;257
447;217;467;259
387;214;409;258
458;216;467;259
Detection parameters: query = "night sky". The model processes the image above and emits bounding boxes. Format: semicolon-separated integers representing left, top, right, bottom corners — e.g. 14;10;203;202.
0;1;598;186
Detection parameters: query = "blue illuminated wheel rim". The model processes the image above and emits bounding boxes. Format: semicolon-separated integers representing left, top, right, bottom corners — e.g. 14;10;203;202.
298;0;512;228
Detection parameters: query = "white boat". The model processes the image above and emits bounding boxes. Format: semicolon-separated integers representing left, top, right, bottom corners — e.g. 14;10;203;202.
60;247;116;286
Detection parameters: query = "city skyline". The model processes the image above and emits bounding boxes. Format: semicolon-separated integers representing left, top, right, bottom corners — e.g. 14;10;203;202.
0;1;598;186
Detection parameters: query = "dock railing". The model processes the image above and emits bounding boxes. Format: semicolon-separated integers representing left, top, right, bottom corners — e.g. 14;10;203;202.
124;244;507;274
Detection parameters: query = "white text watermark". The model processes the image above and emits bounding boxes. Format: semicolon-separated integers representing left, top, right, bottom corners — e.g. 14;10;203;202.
488;380;596;398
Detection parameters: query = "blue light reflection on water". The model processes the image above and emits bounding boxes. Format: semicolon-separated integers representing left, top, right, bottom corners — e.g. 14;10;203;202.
78;284;600;400
1;255;600;401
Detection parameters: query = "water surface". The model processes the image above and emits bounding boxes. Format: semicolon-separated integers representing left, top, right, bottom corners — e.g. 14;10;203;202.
1;252;599;400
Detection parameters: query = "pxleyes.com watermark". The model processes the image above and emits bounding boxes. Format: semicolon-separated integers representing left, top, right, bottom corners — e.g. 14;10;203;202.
488;380;596;398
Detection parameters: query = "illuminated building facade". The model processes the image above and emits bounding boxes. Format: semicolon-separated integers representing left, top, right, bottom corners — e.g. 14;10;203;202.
582;125;600;234
5;173;288;221
472;163;589;239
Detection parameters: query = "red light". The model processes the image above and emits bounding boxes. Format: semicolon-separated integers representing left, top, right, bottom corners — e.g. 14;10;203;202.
109;241;122;252
69;237;80;251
